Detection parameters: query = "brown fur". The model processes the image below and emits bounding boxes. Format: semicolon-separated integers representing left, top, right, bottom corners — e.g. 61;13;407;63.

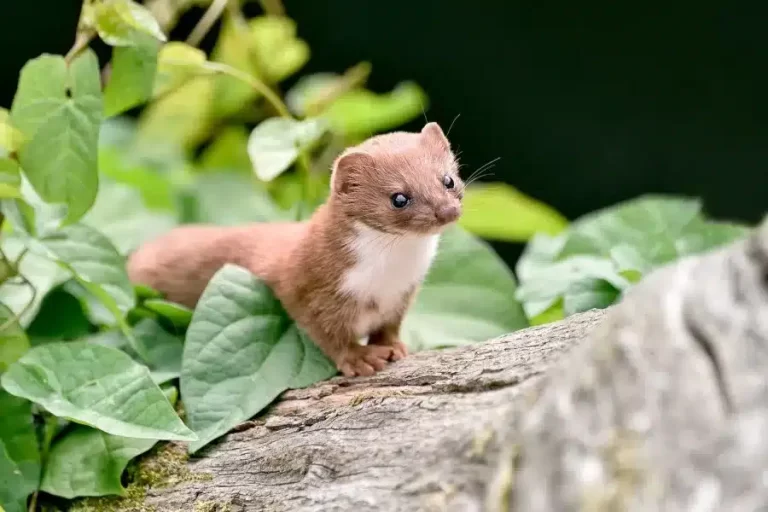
127;123;464;376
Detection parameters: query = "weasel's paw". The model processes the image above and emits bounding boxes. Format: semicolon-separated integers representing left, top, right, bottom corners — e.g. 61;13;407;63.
369;335;408;361
338;345;394;377
387;339;408;361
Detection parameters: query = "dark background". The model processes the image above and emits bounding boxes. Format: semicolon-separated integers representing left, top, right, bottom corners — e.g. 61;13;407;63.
2;1;766;263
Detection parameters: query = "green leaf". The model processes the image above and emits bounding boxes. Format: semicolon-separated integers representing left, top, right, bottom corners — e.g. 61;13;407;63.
558;195;703;262
0;303;29;372
181;264;336;453
97;146;176;211
0;160;21;199
103;33;160;117
674;219;750;255
320;82;428;139
190;172;287;224
402;226;528;350
10;50;103;223
152;42;209;97
0;391;40;506
139;77;214;151
35;223;136;321
141;299;193;331
458;182;568;242
92;0;167;46
249;16;309;82
1;342;196;441
247;118;327;181
515;195;751;323
515;255;630;319
40;378;181;499
82;177;177;255
40;424;156;499
132;318;183;384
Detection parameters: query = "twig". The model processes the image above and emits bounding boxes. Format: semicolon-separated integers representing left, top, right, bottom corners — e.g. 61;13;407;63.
0;271;37;333
186;0;229;47
65;29;96;65
202;61;292;118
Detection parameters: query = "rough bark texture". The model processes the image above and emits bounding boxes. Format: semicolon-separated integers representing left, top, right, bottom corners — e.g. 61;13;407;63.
145;220;768;512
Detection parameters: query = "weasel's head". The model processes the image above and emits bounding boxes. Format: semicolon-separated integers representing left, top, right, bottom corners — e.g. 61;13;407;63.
330;122;464;235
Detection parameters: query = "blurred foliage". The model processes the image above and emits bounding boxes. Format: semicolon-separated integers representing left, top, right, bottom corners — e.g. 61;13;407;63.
0;0;754;509
515;195;750;325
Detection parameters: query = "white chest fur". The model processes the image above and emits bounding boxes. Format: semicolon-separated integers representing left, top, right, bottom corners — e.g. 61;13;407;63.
341;223;440;337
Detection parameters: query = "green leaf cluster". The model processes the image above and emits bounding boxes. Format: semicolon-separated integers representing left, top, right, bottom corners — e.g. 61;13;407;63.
515;195;751;324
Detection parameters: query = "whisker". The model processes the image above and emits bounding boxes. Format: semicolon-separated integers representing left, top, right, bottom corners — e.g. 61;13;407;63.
465;173;496;187
447;113;461;136
420;100;429;125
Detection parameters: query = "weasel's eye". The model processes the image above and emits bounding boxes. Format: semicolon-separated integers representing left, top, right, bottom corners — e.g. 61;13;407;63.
391;193;410;209
443;175;455;189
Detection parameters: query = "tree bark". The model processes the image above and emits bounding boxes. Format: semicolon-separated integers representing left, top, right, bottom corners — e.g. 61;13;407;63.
145;219;768;512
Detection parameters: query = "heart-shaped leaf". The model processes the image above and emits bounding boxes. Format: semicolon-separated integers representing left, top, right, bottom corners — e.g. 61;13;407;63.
10;50;103;223
1;342;195;441
402;226;528;350
40;383;179;498
181;264;336;453
247;117;326;181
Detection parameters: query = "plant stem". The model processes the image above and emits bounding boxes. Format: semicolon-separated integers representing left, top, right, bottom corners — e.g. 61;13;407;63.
0;270;37;333
204;62;292;118
65;29;95;64
28;491;38;512
186;0;229;47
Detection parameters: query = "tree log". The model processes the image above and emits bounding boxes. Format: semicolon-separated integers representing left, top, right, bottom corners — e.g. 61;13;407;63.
143;219;768;512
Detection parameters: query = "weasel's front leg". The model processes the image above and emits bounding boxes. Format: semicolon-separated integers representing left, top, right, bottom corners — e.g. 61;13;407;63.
368;321;408;362
304;324;394;377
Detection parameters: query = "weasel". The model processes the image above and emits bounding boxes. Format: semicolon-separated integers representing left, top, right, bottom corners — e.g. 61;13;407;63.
127;122;464;377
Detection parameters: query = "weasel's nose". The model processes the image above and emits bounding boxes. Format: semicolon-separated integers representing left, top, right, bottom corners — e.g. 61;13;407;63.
435;204;461;223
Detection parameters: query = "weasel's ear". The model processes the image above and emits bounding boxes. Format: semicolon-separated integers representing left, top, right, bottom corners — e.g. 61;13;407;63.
331;150;376;195
421;122;451;151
